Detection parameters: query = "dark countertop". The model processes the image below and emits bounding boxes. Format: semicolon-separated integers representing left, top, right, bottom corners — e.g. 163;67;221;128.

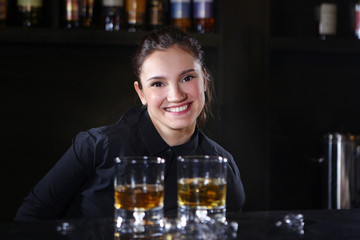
228;209;360;240
1;209;359;239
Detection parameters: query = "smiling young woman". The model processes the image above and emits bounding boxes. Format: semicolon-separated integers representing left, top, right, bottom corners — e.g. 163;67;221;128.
134;45;206;146
14;26;245;221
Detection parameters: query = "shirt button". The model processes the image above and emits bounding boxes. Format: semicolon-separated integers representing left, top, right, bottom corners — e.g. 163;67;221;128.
167;148;172;152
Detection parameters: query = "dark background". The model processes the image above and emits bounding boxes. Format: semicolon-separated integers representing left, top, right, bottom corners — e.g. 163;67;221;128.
1;0;360;222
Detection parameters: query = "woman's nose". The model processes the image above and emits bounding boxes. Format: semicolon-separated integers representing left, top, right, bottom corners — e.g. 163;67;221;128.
168;84;185;102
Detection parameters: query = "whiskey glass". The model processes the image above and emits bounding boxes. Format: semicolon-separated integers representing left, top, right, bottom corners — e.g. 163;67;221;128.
177;155;228;225
114;156;165;237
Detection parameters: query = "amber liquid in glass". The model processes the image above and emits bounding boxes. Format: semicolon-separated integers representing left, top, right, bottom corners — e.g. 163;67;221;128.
115;184;164;210
178;177;226;209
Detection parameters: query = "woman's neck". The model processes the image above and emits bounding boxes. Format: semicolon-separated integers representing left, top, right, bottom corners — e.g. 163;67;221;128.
155;125;195;147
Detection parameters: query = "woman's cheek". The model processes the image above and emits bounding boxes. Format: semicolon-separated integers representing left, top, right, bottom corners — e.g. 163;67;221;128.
150;92;165;105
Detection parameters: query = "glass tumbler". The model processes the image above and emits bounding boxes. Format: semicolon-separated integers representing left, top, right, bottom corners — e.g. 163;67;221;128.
114;156;165;237
177;155;228;224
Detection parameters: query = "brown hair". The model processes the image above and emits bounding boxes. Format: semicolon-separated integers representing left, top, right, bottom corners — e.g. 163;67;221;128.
132;26;214;128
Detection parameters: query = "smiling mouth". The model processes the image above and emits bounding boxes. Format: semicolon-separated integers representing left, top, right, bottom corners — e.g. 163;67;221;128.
165;104;190;113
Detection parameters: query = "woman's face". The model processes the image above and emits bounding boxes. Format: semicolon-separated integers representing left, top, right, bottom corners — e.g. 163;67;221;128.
135;46;206;136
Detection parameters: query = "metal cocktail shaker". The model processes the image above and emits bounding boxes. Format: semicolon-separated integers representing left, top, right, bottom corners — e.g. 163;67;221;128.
324;133;360;209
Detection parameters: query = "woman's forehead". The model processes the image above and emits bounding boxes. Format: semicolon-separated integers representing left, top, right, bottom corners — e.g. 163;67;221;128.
141;47;201;75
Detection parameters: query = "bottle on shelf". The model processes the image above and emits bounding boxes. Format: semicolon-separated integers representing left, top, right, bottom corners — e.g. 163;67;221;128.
147;0;168;30
0;0;7;28
315;0;338;40
170;0;191;32
355;0;360;39
126;0;146;32
61;0;80;29
79;0;94;27
17;0;43;27
101;0;124;31
193;0;214;33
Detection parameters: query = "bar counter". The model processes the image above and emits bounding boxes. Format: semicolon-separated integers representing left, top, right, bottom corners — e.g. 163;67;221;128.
1;209;359;239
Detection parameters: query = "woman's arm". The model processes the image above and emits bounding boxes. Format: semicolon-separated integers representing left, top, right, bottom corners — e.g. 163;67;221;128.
14;133;94;221
226;155;246;212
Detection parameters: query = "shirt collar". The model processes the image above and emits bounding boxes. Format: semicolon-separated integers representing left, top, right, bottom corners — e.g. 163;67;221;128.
139;109;199;156
172;128;199;155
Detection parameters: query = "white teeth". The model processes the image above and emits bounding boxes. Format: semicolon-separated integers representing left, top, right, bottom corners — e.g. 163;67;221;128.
166;105;188;113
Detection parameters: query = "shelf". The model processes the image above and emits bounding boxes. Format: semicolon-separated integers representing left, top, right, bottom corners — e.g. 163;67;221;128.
271;37;360;54
0;27;220;48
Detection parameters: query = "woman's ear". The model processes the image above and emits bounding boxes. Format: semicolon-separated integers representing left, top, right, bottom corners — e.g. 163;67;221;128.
134;81;147;105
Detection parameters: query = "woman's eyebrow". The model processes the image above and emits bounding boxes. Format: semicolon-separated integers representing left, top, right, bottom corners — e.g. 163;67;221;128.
179;69;196;76
146;75;165;82
146;68;196;82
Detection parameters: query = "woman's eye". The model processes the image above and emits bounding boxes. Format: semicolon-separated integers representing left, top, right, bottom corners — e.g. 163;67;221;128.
182;75;195;82
151;82;164;87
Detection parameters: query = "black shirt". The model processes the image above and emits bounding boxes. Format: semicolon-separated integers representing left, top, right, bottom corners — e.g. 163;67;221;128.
14;106;246;221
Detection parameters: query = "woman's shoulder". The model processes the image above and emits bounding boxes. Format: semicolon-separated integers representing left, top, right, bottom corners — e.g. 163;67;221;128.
81;106;144;137
71;106;146;168
73;106;145;150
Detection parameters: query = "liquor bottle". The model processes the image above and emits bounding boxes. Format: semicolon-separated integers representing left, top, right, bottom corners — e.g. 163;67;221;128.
147;0;168;30
316;1;338;39
170;0;191;32
0;0;7;27
61;0;80;29
102;0;124;31
126;0;146;32
193;0;214;33
355;0;360;39
79;0;94;27
17;0;43;27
